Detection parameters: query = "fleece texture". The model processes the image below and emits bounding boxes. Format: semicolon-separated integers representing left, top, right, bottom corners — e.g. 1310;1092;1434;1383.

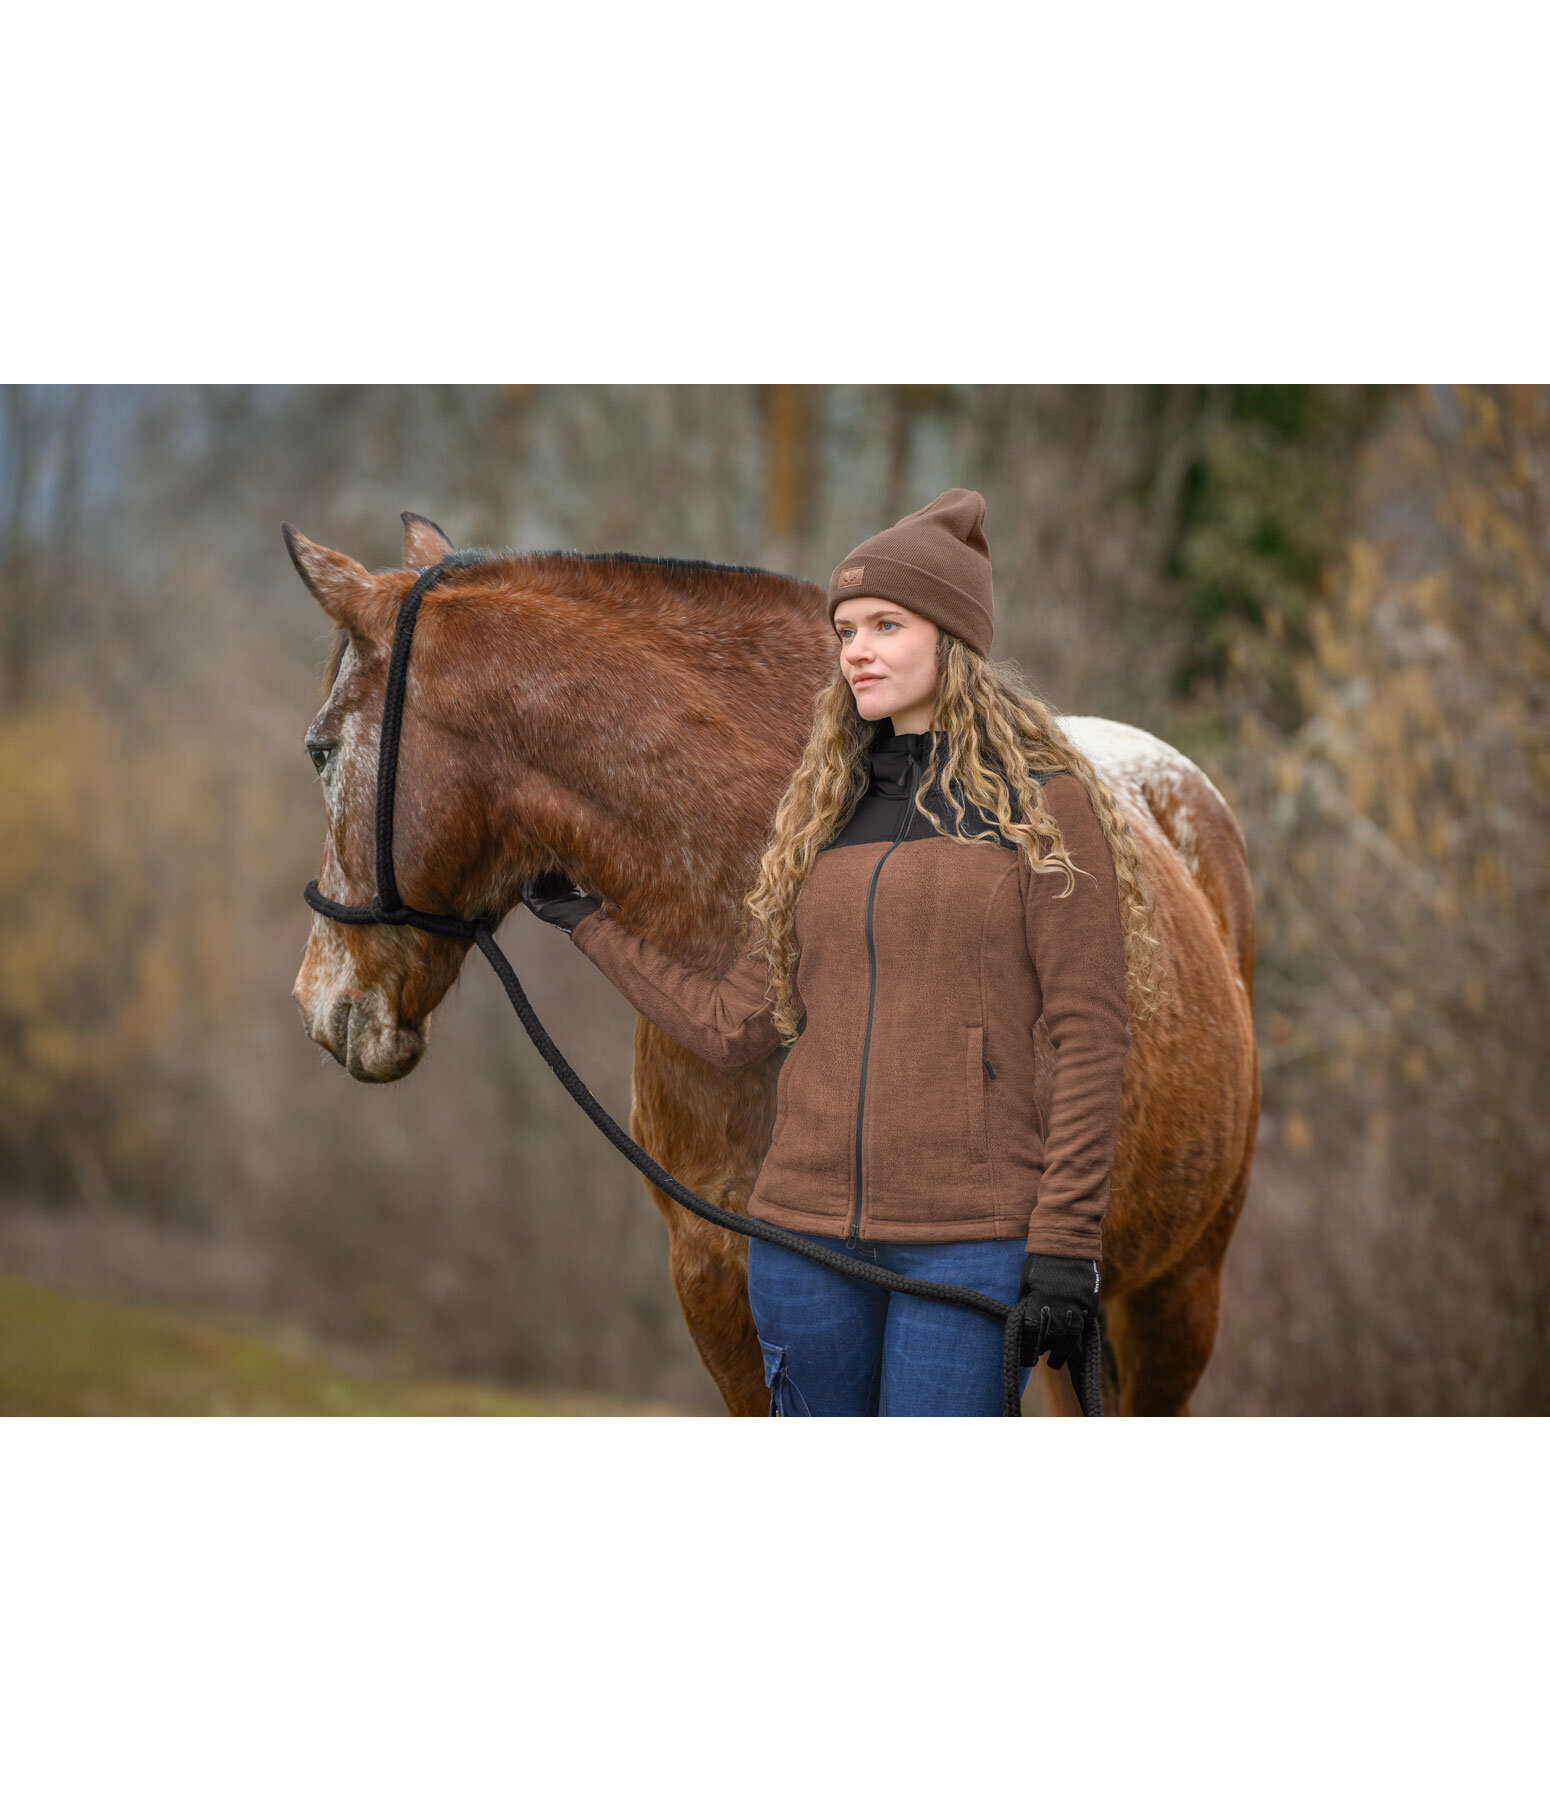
571;720;1130;1257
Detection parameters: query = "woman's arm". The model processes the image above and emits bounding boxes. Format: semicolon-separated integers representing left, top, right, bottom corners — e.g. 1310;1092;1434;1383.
1021;773;1132;1260
570;907;793;1071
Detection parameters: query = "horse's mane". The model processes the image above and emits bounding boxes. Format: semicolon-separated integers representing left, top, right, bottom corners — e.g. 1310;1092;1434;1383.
523;548;805;585
408;545;820;601
430;547;817;604
357;543;822;610
327;547;826;685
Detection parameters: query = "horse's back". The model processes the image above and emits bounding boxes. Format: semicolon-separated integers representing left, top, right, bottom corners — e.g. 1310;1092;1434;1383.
1064;715;1255;1001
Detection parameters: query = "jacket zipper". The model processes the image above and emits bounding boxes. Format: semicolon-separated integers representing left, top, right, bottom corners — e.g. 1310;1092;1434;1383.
847;753;923;1245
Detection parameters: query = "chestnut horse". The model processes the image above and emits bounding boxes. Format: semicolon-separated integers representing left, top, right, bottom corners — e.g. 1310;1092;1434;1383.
289;513;1259;1416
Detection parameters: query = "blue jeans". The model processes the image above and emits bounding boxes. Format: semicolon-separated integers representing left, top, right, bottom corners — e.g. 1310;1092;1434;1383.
745;1229;1035;1416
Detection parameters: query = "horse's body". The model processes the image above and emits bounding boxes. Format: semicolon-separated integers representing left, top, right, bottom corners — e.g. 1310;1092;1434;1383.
290;516;1258;1415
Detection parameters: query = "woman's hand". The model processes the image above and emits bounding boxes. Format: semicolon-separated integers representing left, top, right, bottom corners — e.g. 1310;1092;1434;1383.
520;869;603;937
1017;1251;1100;1369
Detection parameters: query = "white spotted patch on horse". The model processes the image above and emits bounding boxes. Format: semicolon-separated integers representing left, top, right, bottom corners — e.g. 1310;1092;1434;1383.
1064;714;1238;881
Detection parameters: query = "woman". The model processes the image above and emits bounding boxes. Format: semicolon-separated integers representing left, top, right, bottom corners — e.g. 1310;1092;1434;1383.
523;489;1161;1415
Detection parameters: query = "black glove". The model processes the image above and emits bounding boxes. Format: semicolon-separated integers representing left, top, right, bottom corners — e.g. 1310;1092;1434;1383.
520;869;603;937
1017;1251;1100;1370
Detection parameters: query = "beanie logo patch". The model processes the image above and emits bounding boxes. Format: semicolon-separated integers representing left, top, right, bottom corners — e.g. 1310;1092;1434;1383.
837;564;865;588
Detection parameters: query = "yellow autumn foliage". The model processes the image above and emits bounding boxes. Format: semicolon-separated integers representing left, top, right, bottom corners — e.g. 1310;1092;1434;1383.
0;686;289;1198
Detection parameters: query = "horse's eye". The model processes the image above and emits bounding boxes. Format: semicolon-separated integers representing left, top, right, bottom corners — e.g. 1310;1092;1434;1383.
307;743;333;773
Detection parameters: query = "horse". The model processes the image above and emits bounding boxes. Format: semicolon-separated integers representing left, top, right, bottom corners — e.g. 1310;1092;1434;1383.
288;513;1260;1416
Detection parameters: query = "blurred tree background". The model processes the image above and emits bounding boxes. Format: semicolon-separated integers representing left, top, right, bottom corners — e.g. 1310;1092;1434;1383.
0;384;1544;1414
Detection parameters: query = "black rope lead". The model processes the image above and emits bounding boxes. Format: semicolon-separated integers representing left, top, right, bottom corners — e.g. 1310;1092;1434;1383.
302;557;1104;1418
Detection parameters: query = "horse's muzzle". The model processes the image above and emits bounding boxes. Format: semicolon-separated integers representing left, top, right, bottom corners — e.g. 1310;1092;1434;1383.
296;987;426;1083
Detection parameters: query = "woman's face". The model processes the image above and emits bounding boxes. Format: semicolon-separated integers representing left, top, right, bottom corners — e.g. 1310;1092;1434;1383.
832;596;940;727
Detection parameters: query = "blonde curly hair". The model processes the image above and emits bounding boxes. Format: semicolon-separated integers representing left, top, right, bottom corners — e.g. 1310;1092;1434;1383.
743;629;1164;1047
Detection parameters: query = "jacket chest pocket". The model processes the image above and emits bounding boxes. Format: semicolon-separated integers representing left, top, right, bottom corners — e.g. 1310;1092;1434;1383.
965;1024;990;1164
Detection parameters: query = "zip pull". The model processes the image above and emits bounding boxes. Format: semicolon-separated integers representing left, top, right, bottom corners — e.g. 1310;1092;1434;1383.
983;1055;997;1080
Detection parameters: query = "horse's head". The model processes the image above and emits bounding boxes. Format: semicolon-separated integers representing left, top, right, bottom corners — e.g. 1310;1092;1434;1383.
288;513;493;1082
288;511;834;1083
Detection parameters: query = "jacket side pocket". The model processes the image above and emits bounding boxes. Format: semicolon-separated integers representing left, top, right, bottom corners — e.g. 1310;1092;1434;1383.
966;1024;990;1164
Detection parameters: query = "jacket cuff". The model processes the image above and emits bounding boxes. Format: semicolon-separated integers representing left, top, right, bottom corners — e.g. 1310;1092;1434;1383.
1023;1217;1104;1260
569;906;606;951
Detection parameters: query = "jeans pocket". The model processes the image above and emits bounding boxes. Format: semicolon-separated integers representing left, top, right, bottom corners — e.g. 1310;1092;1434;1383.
756;1334;810;1417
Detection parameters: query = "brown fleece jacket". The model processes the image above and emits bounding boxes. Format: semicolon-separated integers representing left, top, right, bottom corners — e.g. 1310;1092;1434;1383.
571;720;1131;1258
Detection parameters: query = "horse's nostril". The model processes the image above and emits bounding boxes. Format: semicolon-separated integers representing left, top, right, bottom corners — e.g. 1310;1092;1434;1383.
328;996;353;1066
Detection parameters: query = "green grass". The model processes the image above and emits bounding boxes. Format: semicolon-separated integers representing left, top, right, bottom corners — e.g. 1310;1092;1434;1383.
0;1272;678;1416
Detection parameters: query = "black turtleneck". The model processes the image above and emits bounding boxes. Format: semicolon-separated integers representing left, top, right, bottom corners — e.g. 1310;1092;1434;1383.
822;718;985;852
818;716;1064;853
866;717;942;800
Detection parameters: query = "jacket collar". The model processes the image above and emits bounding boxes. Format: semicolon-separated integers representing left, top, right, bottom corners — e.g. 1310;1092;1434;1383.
868;716;944;798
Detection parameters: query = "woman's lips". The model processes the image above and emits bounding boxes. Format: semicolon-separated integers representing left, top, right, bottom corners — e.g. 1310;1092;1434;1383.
853;675;881;687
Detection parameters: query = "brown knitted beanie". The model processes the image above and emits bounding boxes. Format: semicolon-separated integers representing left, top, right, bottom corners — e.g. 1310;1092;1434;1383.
827;487;994;657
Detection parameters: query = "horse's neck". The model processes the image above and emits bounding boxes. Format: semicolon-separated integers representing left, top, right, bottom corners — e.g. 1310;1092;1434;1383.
441;573;824;944
453;660;749;949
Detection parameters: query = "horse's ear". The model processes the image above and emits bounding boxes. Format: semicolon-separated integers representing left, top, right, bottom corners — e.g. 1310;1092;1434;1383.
282;525;379;629
402;512;454;567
